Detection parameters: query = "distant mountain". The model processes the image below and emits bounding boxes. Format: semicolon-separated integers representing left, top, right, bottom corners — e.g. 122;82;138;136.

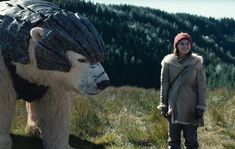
43;1;235;88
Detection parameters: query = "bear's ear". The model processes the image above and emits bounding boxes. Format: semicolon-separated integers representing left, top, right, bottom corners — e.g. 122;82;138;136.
30;27;45;43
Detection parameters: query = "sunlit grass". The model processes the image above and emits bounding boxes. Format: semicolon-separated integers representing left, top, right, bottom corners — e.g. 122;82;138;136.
11;87;235;149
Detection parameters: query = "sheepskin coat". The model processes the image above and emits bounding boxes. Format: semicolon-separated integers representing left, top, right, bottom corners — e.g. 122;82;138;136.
158;53;207;126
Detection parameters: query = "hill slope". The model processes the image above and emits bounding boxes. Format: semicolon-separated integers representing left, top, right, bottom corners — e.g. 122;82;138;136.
11;87;235;149
50;1;235;89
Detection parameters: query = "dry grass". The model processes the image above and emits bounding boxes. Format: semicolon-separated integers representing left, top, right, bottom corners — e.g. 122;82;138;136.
11;87;235;149
199;88;235;149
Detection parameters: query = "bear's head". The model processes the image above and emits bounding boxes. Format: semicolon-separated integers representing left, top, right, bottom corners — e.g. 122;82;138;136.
0;0;110;95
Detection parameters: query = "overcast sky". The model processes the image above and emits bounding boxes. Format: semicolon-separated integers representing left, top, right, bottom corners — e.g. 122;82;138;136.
85;0;235;19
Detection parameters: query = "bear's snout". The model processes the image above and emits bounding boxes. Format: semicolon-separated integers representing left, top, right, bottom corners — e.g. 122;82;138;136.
97;80;110;90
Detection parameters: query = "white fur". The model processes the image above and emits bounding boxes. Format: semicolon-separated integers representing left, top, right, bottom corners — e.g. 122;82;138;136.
0;27;109;149
0;50;16;149
27;87;72;149
161;53;203;67
30;27;45;43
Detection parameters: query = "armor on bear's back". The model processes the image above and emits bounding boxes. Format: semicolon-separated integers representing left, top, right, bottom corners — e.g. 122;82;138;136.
0;0;107;101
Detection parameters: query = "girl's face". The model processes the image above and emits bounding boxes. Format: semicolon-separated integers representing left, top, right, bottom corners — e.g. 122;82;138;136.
177;39;191;57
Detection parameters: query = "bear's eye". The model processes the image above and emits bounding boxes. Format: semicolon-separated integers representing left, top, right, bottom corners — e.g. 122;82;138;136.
78;58;88;63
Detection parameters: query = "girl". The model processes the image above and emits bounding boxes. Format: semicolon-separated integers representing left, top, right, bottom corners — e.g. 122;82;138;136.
158;32;207;149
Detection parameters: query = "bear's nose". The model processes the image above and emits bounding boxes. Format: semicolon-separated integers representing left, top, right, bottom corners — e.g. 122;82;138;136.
97;80;110;90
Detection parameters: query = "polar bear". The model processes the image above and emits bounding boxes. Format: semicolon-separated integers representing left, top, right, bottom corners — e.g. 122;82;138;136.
0;0;110;149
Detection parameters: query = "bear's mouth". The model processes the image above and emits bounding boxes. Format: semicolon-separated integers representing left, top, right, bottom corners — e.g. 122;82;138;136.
85;91;99;95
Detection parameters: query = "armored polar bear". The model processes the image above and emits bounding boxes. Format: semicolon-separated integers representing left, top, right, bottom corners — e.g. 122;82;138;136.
0;0;110;148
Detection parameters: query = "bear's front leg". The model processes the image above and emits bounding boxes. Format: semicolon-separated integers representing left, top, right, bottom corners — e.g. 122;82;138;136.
0;53;17;149
32;87;74;149
25;102;41;136
0;94;16;149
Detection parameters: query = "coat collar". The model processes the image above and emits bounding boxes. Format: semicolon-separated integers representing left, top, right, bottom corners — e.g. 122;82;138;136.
161;53;203;68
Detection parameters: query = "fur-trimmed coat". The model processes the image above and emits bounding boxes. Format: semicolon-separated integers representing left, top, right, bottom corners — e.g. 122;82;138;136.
158;53;207;126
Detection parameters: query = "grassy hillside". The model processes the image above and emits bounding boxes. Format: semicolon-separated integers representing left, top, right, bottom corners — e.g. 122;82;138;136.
46;0;235;89
11;87;235;149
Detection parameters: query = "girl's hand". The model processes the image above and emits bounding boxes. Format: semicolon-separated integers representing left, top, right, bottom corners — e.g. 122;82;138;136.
161;107;169;118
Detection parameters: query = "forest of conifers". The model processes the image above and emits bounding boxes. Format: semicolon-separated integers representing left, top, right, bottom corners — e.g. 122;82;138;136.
7;0;235;89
